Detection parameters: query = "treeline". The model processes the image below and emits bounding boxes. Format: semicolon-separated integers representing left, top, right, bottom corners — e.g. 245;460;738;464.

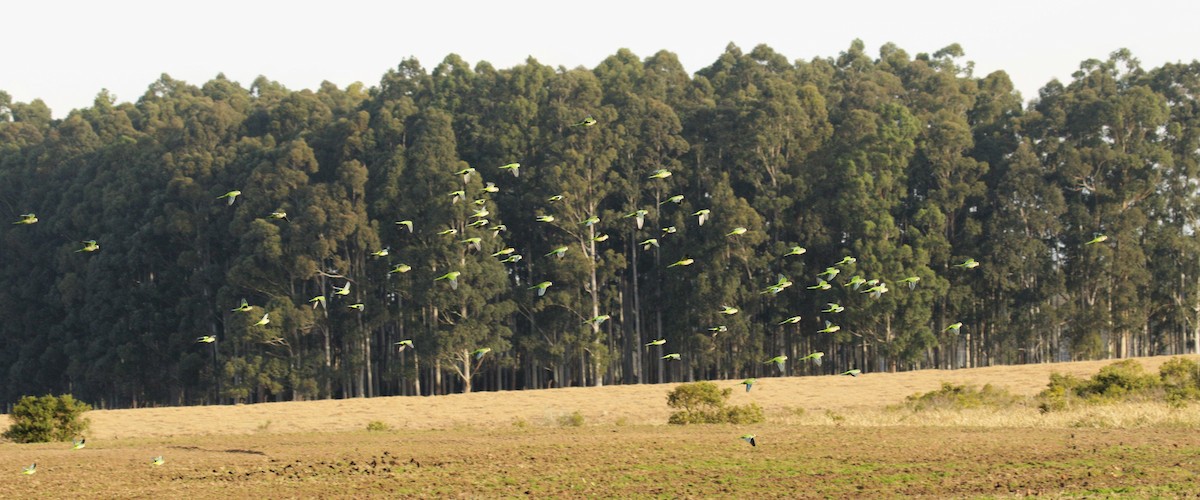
1;41;1198;408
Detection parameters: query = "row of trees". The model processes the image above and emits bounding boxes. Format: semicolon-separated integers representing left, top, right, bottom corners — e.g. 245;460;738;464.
1;41;1198;408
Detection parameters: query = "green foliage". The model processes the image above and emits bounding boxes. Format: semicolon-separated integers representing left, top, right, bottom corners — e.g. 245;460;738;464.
1039;359;1200;412
2;42;1200;405
902;383;1020;412
666;382;764;425
556;411;585;428
366;420;392;432
3;394;92;443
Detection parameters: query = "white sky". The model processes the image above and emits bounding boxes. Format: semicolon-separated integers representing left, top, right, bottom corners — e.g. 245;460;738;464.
6;1;1199;118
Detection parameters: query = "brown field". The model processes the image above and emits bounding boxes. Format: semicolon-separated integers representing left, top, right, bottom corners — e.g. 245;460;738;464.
3;355;1199;497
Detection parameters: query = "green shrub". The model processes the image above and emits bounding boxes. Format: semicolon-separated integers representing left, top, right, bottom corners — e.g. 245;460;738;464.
556;411;585;427
1086;359;1159;398
3;394;92;443
1159;357;1200;403
903;382;1019;412
666;382;764;425
1038;359;1199;412
366;420;392;432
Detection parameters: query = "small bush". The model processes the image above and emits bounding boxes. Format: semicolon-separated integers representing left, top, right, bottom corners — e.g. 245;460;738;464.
1159;357;1200;403
3;394;92;443
666;382;764;425
557;411;585;427
366;421;392;432
1087;360;1159;398
903;382;1020;412
1038;358;1200;412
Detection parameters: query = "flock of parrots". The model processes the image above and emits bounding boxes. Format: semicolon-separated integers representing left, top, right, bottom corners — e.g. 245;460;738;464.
10;113;1114;469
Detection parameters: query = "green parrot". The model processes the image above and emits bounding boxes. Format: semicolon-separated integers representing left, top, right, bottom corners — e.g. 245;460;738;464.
862;282;889;298
739;379;756;392
437;228;458;236
217;190;241;205
954;258;980;269
333;282;351;296
309;295;327;308
661;226;677;235
471;207;490;219
798;351;824;366
196;335;216;343
545;246;569;258
708;325;728;335
389;264;412;274
662;353;681;361
778;315;803;325
448;190;466;204
472;347;492;359
944;322;963;333
231;298;252;312
660;194;684;206
740;434;757;447
807;279;832;291
530;281;553;296
348;303;365;311
490;224;508;238
897;276;920;289
784;246;806;257
152;456;165;466
394;339;414;352
845;275;867;289
816;321;840;334
268;211;289;222
668;257;694;268
834;256;857;266
395;220;414;233
461;237;483;252
719;305;740;315
727;227;747;237
481;182;499;194
645;339;666;347
692;209;710;226
77;240;100;252
592;233;610;242
581;215;600;226
640;238;659;251
499;162;521;177
818;267;841;280
22;463;36;475
536;215;555;223
254;313;270;326
492;247;515;257
572;116;597;127
586;314;610;326
455;167;476;183
13;213;38;224
500;254;523;263
841;369;862;377
1085;234;1108;245
370;248;389;258
625;209;649;229
435;271;461;289
468;218;489;228
822;303;845;314
648;169;672;179
765;355;788;373
547;194;565;202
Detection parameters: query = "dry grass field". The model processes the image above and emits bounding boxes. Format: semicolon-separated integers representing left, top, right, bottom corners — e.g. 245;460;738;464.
3;355;1199;497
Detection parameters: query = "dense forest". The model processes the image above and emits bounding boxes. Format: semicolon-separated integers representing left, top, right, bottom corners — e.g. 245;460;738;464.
2;40;1199;409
